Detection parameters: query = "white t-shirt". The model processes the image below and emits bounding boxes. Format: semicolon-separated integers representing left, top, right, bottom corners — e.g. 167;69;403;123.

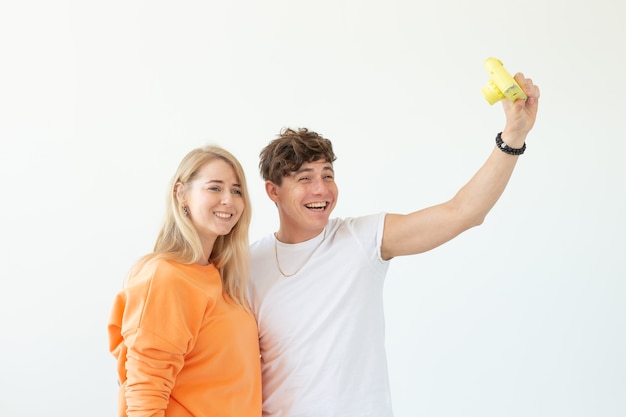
249;213;393;417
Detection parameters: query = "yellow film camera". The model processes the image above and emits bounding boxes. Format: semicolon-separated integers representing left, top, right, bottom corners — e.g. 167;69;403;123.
481;57;527;105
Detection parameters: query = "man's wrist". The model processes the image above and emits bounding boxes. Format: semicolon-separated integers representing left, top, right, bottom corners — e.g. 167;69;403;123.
495;131;526;155
500;129;527;148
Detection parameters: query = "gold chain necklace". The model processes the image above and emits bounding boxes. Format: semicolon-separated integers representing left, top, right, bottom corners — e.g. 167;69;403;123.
274;228;327;278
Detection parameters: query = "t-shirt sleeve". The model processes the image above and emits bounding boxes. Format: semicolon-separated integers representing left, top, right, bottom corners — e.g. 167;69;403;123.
343;212;388;263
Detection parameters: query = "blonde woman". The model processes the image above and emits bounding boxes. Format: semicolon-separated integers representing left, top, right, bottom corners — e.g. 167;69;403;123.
108;145;261;417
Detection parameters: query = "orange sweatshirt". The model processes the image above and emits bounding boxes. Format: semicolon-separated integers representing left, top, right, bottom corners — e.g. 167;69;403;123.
108;260;261;417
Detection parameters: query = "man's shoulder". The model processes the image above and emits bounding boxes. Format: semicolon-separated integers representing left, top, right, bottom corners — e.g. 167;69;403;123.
248;213;386;252
330;213;386;233
250;233;273;252
249;233;277;268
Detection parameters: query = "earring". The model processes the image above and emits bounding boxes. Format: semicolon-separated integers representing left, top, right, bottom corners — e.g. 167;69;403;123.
182;206;190;217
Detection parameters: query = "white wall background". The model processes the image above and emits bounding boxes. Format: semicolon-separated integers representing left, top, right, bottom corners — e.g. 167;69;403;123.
1;1;624;416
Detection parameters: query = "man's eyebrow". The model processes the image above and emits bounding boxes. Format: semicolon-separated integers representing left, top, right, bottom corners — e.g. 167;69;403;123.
293;165;334;175
294;167;314;175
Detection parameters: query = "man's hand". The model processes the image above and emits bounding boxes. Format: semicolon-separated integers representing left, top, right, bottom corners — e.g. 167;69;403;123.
501;73;541;148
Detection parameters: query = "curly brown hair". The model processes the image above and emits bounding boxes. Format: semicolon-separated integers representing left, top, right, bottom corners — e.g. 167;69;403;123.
259;127;337;185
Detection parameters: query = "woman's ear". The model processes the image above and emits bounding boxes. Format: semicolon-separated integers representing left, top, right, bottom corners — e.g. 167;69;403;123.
174;182;185;205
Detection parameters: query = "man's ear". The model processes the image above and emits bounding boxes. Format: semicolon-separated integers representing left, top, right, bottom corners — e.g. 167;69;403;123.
265;181;280;203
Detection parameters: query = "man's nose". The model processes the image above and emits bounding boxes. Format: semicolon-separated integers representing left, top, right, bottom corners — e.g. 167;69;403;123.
311;177;327;193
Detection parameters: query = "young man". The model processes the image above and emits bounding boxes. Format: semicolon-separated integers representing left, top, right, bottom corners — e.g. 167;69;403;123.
249;73;540;416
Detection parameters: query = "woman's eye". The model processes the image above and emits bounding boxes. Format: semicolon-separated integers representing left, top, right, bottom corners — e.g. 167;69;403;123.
232;189;242;195
208;186;220;192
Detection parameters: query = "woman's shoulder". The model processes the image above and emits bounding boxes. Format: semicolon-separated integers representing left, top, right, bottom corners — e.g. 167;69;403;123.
127;257;218;289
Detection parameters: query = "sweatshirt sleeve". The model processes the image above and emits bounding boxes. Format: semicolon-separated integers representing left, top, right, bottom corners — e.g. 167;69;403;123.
114;261;210;417
123;328;185;417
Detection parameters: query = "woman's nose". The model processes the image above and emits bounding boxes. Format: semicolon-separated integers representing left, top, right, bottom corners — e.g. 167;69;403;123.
221;191;232;204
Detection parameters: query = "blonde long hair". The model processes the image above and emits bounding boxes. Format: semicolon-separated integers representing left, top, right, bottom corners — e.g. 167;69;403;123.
127;145;252;312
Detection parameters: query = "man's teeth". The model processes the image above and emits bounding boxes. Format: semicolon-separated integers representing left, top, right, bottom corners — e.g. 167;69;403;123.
306;202;326;209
